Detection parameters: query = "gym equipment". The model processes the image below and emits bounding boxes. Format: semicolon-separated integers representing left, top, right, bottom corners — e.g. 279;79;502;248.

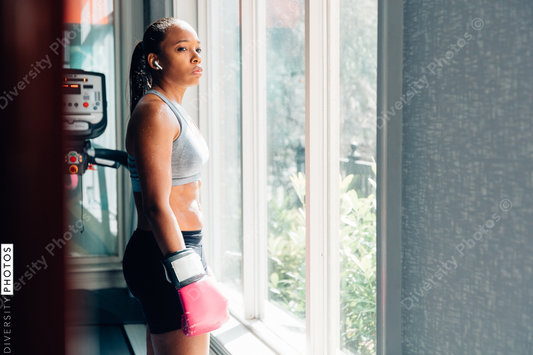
62;68;127;232
63;68;127;176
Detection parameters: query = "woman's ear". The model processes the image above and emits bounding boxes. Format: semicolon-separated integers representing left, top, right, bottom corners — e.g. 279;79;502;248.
146;53;160;71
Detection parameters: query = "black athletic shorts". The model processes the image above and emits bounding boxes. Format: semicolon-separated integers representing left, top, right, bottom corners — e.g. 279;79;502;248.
122;228;208;334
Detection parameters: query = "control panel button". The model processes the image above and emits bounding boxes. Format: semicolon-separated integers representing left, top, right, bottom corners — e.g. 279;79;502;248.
69;165;78;174
83;102;89;108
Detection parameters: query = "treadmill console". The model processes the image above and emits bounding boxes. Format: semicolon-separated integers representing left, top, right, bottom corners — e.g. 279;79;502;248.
62;68;107;140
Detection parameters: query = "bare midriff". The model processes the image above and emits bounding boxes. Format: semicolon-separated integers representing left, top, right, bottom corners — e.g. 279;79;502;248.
133;180;203;232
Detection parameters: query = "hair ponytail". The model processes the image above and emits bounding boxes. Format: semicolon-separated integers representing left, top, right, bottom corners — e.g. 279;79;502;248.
129;41;151;115
129;17;186;115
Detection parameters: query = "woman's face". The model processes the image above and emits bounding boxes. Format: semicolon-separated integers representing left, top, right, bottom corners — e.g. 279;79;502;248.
153;24;203;87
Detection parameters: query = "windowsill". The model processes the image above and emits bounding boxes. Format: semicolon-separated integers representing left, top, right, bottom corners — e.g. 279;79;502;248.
260;301;306;353
67;262;123;272
213;312;306;355
216;283;305;355
215;304;357;355
65;263;126;290
211;315;278;355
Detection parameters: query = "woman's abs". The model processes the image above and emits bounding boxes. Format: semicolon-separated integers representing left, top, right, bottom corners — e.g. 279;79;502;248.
134;180;204;231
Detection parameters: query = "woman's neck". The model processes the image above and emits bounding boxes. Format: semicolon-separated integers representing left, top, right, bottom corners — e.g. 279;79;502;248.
151;82;186;106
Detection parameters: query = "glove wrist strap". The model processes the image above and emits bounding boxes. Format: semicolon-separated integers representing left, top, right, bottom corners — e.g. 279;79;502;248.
162;248;206;288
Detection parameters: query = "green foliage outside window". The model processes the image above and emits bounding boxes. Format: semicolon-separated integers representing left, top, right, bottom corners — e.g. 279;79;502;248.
268;166;377;355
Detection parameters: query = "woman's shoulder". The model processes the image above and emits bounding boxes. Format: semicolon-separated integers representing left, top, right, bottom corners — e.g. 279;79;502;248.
128;94;181;143
131;94;177;127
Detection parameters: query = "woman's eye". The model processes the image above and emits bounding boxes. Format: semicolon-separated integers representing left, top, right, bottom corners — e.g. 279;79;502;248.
177;47;202;53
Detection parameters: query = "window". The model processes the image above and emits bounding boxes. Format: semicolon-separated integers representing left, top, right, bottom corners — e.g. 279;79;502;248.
63;0;119;259
339;0;378;353
200;0;393;353
263;0;307;352
205;0;244;304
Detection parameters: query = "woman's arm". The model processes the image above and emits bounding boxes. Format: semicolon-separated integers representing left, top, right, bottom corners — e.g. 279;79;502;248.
131;99;185;257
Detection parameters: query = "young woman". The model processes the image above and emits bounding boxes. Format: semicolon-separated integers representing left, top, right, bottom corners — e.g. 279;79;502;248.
122;18;212;355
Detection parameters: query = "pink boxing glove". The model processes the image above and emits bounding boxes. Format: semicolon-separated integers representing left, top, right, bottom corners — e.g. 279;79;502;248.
179;275;229;336
162;248;229;336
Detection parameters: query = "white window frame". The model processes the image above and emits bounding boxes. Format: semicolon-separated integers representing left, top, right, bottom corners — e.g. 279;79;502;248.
305;0;340;353
190;0;404;353
240;0;268;322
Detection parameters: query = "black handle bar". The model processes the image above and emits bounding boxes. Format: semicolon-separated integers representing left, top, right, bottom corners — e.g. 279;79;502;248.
87;148;128;169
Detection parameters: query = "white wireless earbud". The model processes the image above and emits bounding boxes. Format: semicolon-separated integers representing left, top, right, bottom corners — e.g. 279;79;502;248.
155;61;163;70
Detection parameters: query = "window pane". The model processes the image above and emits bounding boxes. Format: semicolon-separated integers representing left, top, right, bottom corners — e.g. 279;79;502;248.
63;0;118;257
216;0;243;300
264;0;306;352
339;0;378;353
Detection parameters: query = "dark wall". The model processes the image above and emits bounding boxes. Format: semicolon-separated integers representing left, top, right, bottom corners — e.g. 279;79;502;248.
0;0;65;354
402;1;533;354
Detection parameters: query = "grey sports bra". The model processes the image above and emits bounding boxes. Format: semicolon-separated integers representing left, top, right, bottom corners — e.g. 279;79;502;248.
128;89;209;192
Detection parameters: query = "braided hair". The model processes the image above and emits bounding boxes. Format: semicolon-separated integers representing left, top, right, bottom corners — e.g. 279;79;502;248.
129;17;188;115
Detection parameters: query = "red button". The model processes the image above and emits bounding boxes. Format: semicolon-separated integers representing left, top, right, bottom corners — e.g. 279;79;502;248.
70;156;76;162
83;102;89;108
